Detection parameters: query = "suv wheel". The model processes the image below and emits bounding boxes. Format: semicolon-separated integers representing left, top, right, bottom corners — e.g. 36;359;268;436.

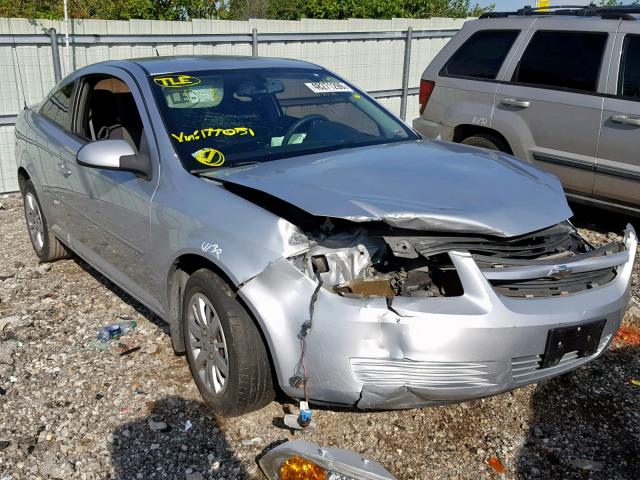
22;180;71;262
182;269;274;416
461;133;511;153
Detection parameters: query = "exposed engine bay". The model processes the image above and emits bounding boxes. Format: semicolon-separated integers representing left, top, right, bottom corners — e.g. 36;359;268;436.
289;221;623;299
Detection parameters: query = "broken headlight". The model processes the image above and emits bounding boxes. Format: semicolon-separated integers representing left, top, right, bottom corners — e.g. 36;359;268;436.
259;440;396;480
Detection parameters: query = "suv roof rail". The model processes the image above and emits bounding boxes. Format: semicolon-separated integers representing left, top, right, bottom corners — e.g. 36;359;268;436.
479;4;640;21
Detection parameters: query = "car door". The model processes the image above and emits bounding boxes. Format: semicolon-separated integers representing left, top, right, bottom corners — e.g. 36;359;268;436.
594;29;640;207
493;24;615;195
65;67;162;312
29;80;81;237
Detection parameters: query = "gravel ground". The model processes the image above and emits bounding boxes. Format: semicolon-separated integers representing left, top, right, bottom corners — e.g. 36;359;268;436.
0;194;638;480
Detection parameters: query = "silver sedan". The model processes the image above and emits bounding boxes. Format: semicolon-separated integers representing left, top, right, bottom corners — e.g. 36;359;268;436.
15;56;637;415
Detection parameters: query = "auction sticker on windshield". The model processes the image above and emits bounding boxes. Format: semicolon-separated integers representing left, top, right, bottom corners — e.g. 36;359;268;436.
192;148;225;167
305;82;353;93
153;75;202;88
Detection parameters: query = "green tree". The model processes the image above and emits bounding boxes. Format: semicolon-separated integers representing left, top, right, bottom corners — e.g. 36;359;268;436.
265;0;486;20
0;0;489;20
0;0;225;20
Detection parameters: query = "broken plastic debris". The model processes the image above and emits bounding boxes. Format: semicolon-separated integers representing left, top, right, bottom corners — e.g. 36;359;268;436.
298;400;312;428
631;379;640;387
149;420;169;432
570;458;604;471
96;320;137;343
284;413;316;431
241;437;263;446
488;456;506;474
184;420;193;432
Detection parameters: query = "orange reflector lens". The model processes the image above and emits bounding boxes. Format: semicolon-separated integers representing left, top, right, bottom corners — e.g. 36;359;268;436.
279;455;327;480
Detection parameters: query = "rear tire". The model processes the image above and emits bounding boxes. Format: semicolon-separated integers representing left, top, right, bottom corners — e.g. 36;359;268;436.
461;133;511;153
22;180;71;263
182;269;274;416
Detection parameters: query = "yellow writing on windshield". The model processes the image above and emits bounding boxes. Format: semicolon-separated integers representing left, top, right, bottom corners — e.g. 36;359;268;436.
171;127;255;143
153;75;201;88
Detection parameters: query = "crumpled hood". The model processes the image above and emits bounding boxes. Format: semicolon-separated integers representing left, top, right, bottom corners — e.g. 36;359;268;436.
206;140;573;237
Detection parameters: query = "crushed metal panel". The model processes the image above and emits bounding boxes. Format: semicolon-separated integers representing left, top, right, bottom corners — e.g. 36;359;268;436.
205;139;573;237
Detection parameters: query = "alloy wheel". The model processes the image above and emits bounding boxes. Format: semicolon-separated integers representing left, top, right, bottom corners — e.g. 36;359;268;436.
25;192;45;252
187;293;229;395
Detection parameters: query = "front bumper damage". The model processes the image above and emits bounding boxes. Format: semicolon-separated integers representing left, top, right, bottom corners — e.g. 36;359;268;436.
239;225;637;410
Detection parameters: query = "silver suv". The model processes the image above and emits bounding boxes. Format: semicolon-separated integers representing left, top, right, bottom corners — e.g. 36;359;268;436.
413;5;640;214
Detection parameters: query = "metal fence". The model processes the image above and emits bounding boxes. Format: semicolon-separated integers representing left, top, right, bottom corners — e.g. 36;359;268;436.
0;17;464;193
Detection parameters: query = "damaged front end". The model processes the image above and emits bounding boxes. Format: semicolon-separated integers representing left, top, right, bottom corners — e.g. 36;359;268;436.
291;220;624;303
239;216;637;410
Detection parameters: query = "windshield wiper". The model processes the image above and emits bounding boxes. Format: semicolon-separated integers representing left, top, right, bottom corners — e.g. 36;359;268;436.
190;161;261;175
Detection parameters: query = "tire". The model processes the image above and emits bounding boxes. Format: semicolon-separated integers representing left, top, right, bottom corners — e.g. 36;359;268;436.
461;133;511;153
22;180;71;263
182;268;274;416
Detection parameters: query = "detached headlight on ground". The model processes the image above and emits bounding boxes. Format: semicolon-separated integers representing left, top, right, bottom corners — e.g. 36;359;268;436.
259;440;397;480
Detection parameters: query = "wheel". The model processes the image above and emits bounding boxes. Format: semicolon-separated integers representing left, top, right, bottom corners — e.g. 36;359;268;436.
461;133;511;153
22;180;71;262
182;269;274;416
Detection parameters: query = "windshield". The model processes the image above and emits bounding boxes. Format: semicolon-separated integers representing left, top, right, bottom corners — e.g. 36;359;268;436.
151;67;418;172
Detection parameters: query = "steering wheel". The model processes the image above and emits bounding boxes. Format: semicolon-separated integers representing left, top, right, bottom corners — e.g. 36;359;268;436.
282;114;329;146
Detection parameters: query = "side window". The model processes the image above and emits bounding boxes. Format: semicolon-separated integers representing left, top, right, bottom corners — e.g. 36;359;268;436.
440;30;520;80
618;35;640;99
40;82;76;130
78;76;144;151
513;31;607;93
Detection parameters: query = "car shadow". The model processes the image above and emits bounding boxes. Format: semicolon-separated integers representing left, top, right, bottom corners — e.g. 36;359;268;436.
515;345;640;479
569;201;639;234
71;257;168;334
109;396;251;479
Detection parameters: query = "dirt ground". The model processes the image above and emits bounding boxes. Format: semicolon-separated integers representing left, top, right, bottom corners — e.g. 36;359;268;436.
0;194;639;480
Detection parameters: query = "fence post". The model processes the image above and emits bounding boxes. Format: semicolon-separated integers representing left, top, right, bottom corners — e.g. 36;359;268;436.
251;28;258;56
399;26;413;121
48;28;62;83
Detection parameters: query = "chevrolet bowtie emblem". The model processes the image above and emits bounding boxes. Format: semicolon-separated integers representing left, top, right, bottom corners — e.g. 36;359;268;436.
549;265;572;279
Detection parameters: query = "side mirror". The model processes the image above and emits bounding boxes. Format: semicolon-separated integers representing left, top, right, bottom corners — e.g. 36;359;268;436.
77;139;151;179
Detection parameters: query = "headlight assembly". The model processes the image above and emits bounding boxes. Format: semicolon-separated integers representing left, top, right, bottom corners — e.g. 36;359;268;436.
259;440;396;480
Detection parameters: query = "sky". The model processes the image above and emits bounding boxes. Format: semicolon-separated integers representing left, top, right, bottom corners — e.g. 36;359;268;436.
477;0;596;10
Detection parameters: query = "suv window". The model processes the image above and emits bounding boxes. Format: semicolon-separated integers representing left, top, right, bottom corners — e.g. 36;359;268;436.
40;82;75;129
440;30;520;80
619;35;640;99
513;31;607;93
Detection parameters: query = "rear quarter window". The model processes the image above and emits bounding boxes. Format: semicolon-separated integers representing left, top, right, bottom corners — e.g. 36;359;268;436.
513;31;608;93
40;82;76;130
440;30;520;80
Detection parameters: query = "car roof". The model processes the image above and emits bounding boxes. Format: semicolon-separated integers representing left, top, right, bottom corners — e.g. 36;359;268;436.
123;55;323;76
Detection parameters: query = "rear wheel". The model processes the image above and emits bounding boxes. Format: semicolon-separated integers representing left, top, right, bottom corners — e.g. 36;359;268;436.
182;269;274;416
22;180;70;262
461;133;511;153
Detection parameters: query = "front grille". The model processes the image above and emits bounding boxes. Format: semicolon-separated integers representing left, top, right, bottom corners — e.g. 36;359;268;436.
511;334;611;383
350;358;497;389
413;223;580;260
490;267;617;298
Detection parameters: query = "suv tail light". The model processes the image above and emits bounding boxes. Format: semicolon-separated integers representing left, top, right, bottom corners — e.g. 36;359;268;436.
419;80;435;115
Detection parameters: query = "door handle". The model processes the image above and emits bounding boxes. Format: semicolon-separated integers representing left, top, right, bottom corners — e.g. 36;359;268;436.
57;162;72;177
611;114;640;127
501;98;531;108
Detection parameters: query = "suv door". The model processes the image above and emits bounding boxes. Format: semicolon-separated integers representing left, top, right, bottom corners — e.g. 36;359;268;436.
594;29;640;207
493;25;614;195
67;68;162;311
